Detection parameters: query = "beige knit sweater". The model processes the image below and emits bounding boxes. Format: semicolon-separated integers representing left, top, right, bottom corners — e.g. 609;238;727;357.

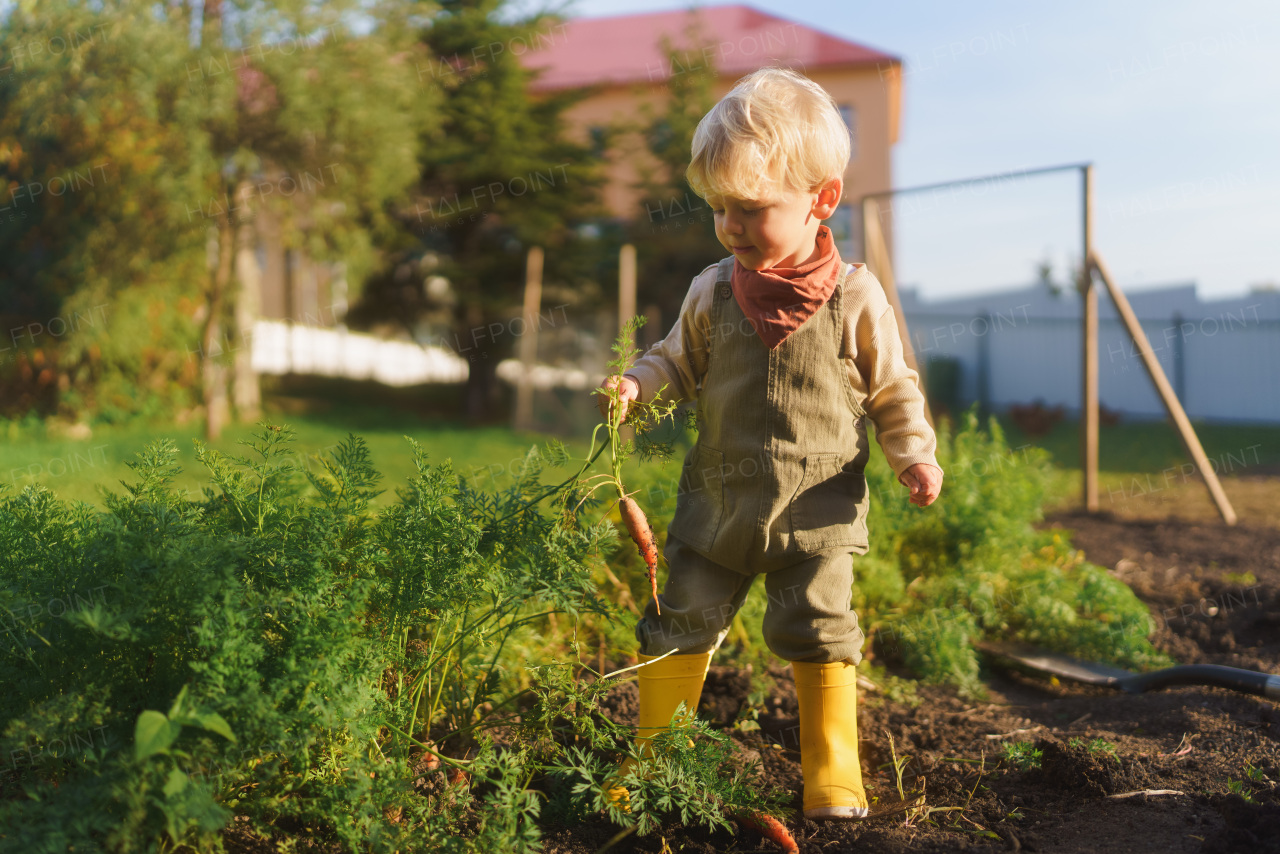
625;260;941;480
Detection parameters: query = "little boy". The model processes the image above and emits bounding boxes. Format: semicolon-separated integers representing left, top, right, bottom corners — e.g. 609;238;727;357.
598;67;942;820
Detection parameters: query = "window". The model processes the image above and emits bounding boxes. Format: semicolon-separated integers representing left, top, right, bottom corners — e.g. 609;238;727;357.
588;125;609;158
646;119;674;156
838;104;857;162
827;204;863;261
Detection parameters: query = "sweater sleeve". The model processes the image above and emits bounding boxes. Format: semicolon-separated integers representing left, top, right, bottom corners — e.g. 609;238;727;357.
842;267;942;479
623;263;718;406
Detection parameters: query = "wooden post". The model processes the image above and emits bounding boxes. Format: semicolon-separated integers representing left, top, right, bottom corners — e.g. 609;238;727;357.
862;196;934;428
1081;165;1098;512
203;217;234;441
512;246;543;432
1090;251;1238;525
618;243;637;340
615;244;639;442
232;180;262;421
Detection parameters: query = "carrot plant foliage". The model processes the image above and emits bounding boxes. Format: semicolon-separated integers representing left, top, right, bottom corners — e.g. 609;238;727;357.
0;425;781;852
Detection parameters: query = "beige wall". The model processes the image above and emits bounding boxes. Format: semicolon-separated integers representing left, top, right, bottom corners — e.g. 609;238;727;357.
553;62;900;261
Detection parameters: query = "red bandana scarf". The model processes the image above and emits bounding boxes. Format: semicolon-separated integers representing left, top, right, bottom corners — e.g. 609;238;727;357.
729;225;844;350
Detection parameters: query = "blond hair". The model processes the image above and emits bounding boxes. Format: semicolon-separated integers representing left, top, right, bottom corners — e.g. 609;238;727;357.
686;67;850;203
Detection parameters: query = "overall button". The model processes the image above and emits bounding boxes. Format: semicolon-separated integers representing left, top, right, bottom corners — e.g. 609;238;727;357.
717;285;731;299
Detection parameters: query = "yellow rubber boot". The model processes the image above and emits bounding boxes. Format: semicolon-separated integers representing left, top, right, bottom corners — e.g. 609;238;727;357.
605;650;714;810
793;659;868;820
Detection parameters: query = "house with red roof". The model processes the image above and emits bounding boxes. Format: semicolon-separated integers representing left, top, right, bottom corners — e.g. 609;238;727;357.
522;4;902;260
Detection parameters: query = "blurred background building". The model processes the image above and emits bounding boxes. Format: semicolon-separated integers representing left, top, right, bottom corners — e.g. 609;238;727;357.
522;4;902;262
901;281;1280;424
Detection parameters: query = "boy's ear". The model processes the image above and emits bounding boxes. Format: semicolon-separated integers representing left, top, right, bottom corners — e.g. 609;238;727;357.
811;177;843;220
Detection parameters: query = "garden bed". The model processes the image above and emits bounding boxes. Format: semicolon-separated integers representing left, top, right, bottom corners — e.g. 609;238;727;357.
531;509;1280;854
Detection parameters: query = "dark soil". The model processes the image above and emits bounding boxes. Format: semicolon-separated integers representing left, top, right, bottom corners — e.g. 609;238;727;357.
536;510;1280;854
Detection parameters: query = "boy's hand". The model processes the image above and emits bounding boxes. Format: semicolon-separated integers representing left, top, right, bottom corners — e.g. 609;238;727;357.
598;375;639;421
898;463;943;507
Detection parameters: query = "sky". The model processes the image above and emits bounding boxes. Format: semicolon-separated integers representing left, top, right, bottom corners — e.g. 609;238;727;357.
520;0;1280;302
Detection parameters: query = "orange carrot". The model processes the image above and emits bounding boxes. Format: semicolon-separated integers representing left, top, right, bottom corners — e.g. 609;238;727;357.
618;496;660;615
734;811;799;854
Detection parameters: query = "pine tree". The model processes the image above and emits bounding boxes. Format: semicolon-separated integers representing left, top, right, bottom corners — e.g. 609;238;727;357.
389;0;603;422
626;36;723;339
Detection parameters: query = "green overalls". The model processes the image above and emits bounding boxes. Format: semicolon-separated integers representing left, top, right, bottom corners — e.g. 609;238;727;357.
636;258;869;664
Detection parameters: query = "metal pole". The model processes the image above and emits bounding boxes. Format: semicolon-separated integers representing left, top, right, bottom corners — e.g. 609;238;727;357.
862;196;933;428
861;162;1093;201
1081;165;1098;513
1172;311;1186;401
855;161;1093;439
977;312;991;418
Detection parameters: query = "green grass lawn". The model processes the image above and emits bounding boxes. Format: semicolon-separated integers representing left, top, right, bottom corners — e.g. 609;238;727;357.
987;414;1280;518
0;404;594;508
0;375;688;511
6;380;1276;518
992;415;1279;474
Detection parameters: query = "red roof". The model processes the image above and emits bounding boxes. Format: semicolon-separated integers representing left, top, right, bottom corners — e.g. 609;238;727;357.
523;4;900;91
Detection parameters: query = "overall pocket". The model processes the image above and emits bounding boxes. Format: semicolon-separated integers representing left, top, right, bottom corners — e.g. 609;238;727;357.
667;445;725;553
790;453;868;551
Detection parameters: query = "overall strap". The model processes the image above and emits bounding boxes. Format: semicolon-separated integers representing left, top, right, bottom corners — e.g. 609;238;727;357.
839;262;857;289
715;256;735;283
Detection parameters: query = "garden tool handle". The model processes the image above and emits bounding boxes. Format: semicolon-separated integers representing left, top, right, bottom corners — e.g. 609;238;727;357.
1121;664;1280;699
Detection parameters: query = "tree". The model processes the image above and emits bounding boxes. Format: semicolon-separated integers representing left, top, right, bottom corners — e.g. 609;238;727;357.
190;0;427;437
357;0;604;423
0;3;213;422
624;36;723;337
0;0;426;434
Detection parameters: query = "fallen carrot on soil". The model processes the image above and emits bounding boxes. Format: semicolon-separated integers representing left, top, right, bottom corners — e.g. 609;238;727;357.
618;495;660;614
733;811;799;854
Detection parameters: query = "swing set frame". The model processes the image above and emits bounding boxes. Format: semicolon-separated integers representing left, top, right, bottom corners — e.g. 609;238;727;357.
859;162;1237;525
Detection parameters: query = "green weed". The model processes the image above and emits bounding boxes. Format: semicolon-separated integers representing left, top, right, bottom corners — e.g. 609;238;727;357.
1068;737;1119;760
1227;778;1257;804
1000;742;1043;771
858;662;921;709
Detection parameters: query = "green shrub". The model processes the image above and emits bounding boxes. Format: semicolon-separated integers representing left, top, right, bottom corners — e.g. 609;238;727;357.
856;410;1167;696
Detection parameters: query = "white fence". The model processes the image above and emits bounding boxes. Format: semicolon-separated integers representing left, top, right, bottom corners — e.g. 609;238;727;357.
251;320;469;386
901;289;1280;423
251;320;594;390
251;287;1280;424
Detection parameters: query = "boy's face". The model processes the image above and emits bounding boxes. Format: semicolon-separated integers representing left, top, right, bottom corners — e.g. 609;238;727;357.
707;179;841;271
